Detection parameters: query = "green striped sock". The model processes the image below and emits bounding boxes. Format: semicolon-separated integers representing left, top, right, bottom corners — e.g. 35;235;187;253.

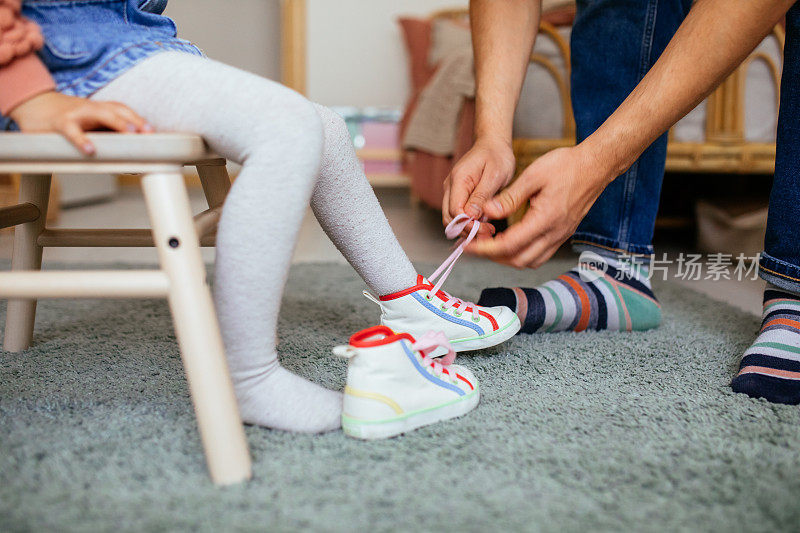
477;256;661;333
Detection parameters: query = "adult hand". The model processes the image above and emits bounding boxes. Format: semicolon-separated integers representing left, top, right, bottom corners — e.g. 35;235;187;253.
466;145;616;268
442;136;516;235
9;91;152;155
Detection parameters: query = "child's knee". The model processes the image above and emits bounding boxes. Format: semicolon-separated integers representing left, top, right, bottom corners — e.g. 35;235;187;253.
244;89;323;171
278;94;324;161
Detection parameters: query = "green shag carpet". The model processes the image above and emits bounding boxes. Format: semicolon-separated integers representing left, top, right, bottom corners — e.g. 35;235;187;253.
1;261;799;532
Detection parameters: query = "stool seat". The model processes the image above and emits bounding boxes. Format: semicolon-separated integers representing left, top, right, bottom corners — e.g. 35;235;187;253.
0;132;215;163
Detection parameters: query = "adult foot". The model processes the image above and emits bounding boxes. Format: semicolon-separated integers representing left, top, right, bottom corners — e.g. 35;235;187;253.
478;254;661;333
731;284;800;404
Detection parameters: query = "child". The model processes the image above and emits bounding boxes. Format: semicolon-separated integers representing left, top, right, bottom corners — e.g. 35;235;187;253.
2;0;520;434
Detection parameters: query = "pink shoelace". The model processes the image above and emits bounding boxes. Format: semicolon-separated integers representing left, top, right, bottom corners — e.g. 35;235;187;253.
427;214;482;321
411;330;460;382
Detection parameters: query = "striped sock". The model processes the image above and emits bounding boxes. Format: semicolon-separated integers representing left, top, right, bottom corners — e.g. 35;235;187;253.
477;255;661;333
731;284;800;405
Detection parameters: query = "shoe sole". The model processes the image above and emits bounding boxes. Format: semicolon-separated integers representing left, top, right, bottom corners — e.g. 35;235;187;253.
342;388;480;440
450;315;521;352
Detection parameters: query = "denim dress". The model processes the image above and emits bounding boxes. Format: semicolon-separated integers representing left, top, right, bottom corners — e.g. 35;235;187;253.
2;0;202;129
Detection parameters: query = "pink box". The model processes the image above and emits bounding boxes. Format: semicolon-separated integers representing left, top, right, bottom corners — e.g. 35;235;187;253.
363;159;402;174
361;122;400;149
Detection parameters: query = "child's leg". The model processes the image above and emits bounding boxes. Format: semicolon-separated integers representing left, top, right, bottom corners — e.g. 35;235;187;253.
307;104;520;349
91;52;341;432
309;103;417;296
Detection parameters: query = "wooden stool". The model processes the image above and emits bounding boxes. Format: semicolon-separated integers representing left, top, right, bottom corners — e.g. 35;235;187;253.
0;132;251;486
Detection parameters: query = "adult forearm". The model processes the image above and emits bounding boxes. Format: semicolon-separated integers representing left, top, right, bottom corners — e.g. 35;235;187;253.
471;0;541;141
584;0;793;183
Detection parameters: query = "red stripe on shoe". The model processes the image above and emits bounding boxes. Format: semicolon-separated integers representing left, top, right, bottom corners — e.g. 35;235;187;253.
378;274;428;301
456;373;474;390
349;325;416;347
444;368;474;390
478;310;499;330
378;274;497;329
378;276;456;303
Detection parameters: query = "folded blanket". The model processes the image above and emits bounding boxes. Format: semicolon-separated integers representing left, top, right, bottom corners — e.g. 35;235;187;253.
402;48;474;156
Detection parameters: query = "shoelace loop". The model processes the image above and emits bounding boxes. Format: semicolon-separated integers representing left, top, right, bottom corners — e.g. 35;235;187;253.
427;214;482;321
411;330;459;383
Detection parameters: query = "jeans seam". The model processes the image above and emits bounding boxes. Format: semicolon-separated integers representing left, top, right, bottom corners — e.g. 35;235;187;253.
760;264;800;283
571;235;654;256
760;253;800;282
617;0;658;249
618;162;637;248
639;0;659;79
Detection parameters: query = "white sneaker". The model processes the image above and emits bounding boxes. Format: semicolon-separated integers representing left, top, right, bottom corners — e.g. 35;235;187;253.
334;325;479;439
365;275;520;352
365;214;520;352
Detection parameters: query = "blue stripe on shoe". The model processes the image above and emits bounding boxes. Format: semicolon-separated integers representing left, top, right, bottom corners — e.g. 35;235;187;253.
739;353;800;372
401;341;465;396
411;292;484;336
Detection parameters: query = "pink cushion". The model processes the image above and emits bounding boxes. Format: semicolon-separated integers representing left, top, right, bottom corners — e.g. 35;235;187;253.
397;17;435;94
543;6;576;27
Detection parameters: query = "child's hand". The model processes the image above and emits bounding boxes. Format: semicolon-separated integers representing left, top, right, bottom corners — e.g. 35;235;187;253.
8;91;153;155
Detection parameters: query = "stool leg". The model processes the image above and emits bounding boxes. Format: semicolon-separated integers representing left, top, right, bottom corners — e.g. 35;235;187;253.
4;174;51;352
196;161;231;209
141;171;251;485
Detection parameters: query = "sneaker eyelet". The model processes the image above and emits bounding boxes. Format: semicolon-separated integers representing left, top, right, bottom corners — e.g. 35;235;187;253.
454;312;463;317
472;316;480;323
440;304;448;311
425;292;433;301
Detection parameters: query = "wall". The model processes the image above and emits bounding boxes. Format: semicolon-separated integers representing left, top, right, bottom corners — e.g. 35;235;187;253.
164;0;466;108
306;0;468;108
164;0;282;80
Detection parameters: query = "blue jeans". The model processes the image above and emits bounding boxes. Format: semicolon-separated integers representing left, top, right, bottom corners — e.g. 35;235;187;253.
762;3;800;291
569;0;800;293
